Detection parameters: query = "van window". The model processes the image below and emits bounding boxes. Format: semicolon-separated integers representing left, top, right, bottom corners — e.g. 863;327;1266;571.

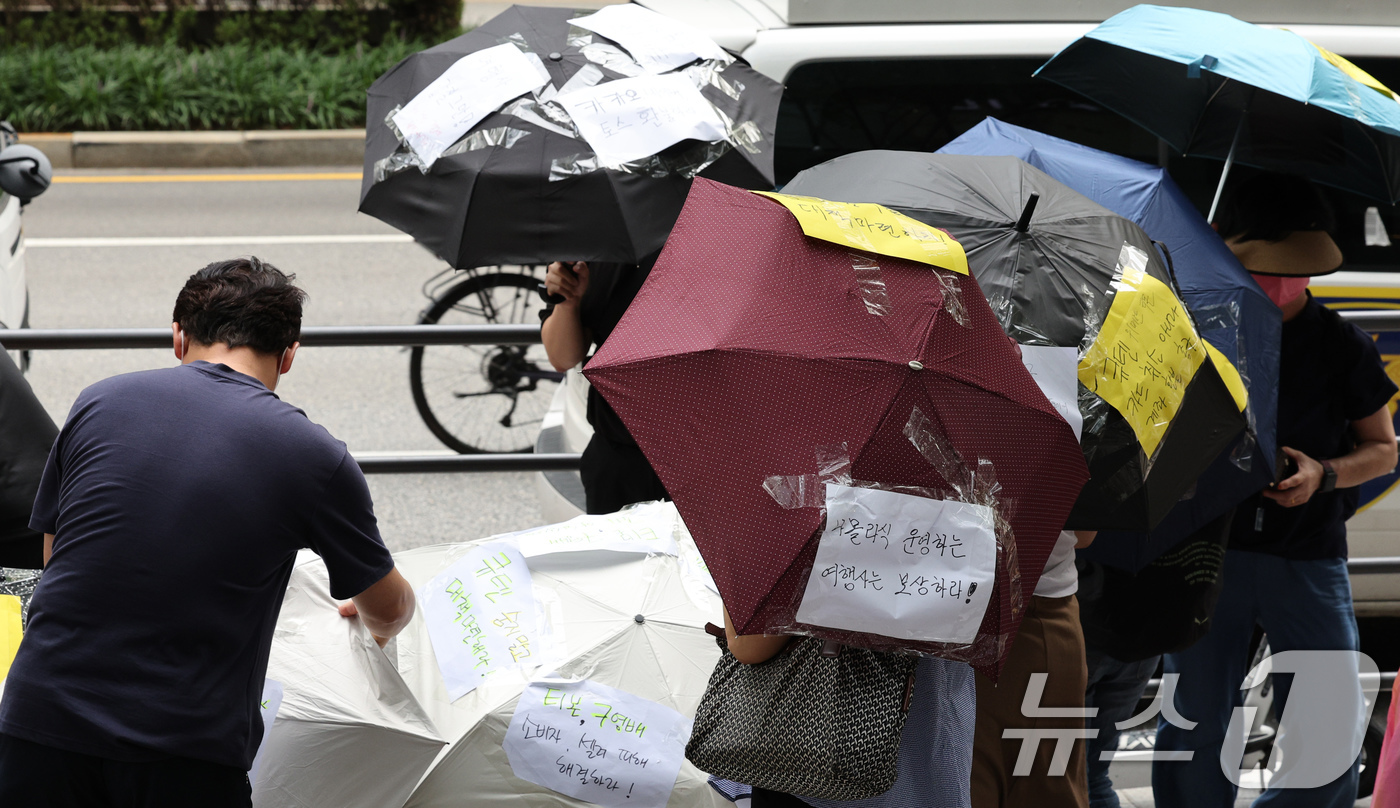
777;56;1400;272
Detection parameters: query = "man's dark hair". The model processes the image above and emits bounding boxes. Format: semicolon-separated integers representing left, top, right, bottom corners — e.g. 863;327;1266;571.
173;257;306;355
1216;173;1336;243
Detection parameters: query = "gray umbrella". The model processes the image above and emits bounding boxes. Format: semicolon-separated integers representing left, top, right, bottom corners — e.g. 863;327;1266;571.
358;5;781;268
785;152;1247;531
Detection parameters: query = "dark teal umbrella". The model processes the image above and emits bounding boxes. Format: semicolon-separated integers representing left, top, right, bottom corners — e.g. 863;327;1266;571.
1036;4;1400;212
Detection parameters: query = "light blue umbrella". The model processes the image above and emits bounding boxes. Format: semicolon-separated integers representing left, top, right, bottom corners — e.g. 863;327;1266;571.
1036;3;1400;213
940;117;1281;571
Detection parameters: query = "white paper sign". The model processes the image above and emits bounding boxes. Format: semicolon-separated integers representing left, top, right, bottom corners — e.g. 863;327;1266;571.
421;542;548;700
570;4;729;74
248;679;284;787
556;74;727;166
513;505;680;558
392;43;550;168
1019;344;1084;441
503;678;692;808
795;484;997;644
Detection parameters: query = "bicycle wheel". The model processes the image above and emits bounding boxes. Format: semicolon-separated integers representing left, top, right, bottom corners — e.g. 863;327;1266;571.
410;271;563;454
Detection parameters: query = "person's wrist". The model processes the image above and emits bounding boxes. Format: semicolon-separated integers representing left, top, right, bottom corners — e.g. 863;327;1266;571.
1319;459;1337;493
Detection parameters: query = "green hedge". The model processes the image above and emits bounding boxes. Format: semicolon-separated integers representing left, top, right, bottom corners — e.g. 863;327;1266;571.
0;1;463;50
0;43;423;130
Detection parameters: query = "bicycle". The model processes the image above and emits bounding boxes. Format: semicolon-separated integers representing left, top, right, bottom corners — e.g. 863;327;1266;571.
409;265;564;454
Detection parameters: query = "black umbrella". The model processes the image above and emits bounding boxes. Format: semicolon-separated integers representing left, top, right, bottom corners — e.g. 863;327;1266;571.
784;151;1248;531
358;5;780;268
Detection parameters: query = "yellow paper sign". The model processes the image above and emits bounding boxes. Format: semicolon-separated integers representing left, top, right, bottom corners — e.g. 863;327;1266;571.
1311;41;1400;101
753;191;969;274
0;595;21;681
1078;248;1246;458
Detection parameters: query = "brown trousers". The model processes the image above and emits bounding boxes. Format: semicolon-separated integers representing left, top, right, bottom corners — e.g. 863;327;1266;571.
971;594;1090;808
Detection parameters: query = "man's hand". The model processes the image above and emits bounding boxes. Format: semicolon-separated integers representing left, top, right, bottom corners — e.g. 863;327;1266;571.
337;568;415;649
338;600;391;648
544;261;590;306
1262;446;1323;508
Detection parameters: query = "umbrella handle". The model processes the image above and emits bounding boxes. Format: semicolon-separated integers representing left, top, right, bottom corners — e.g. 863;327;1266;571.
537;281;566;305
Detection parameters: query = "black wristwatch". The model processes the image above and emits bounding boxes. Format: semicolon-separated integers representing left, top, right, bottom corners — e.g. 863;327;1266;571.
1319;459;1338;494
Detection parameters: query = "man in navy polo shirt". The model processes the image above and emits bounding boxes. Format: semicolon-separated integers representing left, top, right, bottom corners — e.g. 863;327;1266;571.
1154;176;1399;808
0;258;416;806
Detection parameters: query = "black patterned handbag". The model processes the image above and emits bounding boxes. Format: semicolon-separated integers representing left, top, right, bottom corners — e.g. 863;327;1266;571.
685;624;917;801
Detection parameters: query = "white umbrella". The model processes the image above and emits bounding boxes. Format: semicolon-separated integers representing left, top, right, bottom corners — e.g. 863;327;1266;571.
254;553;447;808
395;505;728;808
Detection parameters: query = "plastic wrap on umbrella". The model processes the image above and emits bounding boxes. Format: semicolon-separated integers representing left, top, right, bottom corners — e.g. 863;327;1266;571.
253;554;447;808
761;410;1025;672
392;508;728;808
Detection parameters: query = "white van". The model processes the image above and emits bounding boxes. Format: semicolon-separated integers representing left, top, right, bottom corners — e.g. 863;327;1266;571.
535;0;1400;618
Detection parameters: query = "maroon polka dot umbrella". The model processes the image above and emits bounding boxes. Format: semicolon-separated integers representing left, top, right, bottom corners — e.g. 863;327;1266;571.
584;179;1089;677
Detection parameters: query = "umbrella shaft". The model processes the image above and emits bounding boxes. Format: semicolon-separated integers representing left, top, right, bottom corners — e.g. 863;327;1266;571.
1207;117;1245;224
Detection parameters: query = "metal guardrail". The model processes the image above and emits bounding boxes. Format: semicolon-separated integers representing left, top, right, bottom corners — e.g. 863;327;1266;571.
0;324;543;350
354;453;580;474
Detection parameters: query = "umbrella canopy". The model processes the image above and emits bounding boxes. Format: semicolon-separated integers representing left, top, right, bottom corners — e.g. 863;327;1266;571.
1034;3;1400;206
359;5;781;267
939;117;1280;569
393;506;727;808
584;178;1089;677
254;555;447;808
783;152;1249;532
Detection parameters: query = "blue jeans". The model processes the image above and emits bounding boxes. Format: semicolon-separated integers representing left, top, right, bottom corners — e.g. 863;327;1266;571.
1084;651;1159;808
1152;550;1360;808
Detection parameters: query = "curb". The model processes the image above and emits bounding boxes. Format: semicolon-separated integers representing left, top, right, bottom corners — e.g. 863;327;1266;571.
17;130;366;170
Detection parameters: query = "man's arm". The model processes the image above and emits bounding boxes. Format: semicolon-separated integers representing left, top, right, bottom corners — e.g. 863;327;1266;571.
1265;405;1398;508
338;567;415;648
43;533;54;567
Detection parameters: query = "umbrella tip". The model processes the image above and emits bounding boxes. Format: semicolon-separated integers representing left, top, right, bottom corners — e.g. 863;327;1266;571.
548;51;563;61
634;614;646;624
1015;194;1040;233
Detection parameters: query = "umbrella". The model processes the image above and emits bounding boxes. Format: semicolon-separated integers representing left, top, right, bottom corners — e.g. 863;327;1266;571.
584;178;1089;677
938;117;1280;569
392;506;728;808
782;152;1249;532
253;554;446;808
0;345;57;568
1034;3;1400;213
359;4;781;268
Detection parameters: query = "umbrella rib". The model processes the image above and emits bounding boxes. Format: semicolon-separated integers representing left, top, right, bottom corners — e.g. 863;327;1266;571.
1183;76;1233;155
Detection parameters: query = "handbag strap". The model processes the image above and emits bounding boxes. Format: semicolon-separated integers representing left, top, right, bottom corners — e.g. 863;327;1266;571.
704;622;726;639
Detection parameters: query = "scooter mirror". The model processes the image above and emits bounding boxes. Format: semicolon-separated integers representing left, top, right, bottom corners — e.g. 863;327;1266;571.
0;144;53;201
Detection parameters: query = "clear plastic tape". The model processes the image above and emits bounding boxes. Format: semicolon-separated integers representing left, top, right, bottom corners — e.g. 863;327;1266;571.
683;59;743;101
384;104;406;143
566;25;593;49
936;269;969;327
549;140;733;182
440;126;531;158
850;252;892;317
374;151;418;183
502;96;581;140
581;42;646;77
1192;299;1255;473
557;62;605;96
763;444;855;510
708;104;764;156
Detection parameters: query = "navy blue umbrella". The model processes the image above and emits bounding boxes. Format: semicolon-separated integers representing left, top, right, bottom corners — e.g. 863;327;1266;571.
940;117;1280;571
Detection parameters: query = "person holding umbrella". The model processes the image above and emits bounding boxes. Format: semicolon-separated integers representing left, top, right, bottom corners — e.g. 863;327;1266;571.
1154;174;1398;807
542;254;668;514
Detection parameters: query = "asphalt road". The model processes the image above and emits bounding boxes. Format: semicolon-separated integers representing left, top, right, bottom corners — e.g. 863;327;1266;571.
18;168;544;552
